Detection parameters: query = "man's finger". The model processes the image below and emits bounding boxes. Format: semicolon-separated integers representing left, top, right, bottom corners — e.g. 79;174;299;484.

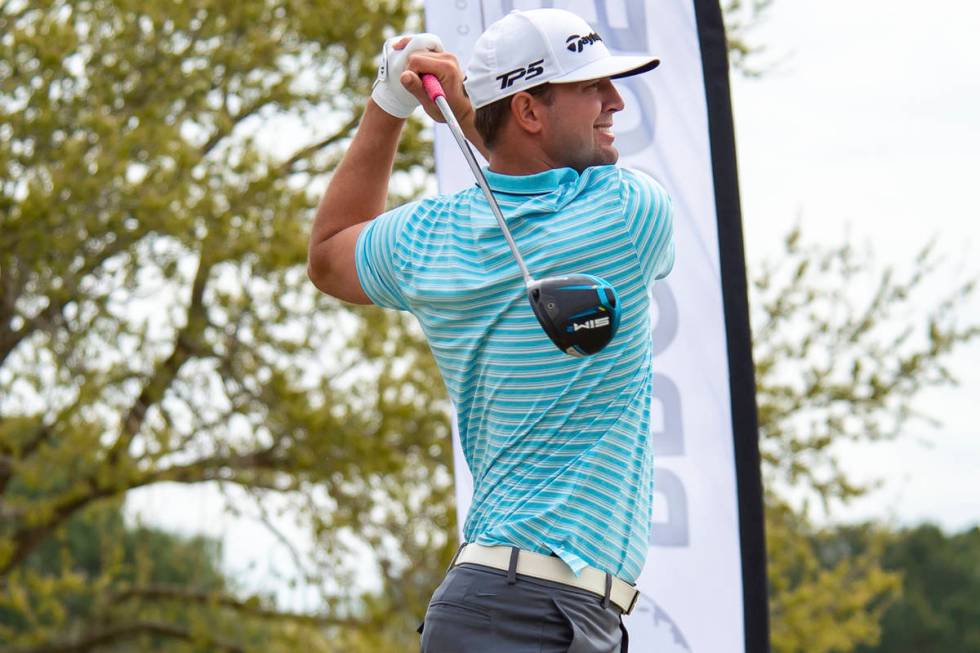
400;70;423;100
399;70;448;123
392;36;411;51
400;70;420;92
400;71;432;108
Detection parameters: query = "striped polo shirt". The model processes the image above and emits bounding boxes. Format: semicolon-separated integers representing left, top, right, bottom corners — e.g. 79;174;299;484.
355;164;673;583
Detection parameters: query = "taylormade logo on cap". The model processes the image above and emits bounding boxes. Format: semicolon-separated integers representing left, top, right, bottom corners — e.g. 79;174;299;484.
566;32;603;53
464;9;660;110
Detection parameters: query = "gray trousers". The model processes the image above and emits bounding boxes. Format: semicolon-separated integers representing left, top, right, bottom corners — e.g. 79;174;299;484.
418;562;629;652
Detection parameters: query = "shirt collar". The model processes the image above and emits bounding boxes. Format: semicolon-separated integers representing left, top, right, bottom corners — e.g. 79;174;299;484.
482;167;581;195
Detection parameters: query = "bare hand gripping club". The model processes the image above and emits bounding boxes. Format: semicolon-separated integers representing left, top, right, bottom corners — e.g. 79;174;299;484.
421;74;620;357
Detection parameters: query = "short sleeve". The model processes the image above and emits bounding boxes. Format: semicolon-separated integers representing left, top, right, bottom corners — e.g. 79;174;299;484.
620;168;675;286
354;202;418;311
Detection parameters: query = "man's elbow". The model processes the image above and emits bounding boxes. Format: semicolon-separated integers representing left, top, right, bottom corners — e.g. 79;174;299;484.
306;245;371;305
306;242;334;295
305;224;372;304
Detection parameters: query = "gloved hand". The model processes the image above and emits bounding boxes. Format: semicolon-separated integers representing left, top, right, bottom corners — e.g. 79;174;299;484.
371;33;445;118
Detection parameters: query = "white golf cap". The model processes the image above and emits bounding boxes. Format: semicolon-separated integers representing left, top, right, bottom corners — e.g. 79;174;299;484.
464;9;660;110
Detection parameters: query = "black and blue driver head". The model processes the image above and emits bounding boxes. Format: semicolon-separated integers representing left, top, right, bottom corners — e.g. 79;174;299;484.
527;274;621;357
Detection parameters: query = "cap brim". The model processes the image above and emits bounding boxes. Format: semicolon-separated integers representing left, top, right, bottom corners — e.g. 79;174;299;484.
552;55;661;84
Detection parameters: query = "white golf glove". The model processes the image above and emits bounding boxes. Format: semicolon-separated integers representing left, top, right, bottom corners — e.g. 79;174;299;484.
371;33;444;118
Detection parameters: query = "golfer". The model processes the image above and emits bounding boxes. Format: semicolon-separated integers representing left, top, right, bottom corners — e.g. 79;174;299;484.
308;8;674;652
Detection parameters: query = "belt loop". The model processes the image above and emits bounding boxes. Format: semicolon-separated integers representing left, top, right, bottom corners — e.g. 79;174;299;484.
601;572;612;609
447;541;467;572
506;547;519;584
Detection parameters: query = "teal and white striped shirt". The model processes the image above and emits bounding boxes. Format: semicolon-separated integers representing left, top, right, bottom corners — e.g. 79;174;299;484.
356;165;673;583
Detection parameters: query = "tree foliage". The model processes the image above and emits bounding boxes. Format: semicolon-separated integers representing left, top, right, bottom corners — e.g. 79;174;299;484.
721;0;777;77
2;500;221;651
753;230;978;510
1;0;452;651
751;229;979;652
863;524;980;653
765;502;900;653
771;522;980;653
0;499;366;652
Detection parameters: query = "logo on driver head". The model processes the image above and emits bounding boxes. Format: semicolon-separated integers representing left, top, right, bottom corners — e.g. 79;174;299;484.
569;316;610;332
566;32;603;53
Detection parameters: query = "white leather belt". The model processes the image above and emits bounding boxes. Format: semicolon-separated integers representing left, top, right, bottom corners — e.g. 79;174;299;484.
452;543;640;615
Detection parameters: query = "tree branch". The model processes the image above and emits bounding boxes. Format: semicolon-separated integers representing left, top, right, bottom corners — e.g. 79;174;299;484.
107;584;371;628
107;255;213;465
0;229;138;370
0;382;99;496
277;114;360;175
0;481;117;577
0;445;287;579
140;445;284;491
241;485;316;584
200;97;271;159
1;619;247;653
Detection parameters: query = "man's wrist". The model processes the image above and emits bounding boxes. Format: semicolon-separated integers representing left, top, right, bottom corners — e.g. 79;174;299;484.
365;98;409;128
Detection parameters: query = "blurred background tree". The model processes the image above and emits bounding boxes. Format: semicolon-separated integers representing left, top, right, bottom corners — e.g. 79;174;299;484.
723;6;978;650
724;2;979;650
2;0;978;652
751;230;978;653
721;0;777;77
1;0;452;650
857;524;980;653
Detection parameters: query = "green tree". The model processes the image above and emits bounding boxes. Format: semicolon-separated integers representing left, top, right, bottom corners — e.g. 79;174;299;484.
858;525;980;653
2;500;217;650
0;499;347;652
751;229;979;652
765;503;900;653
1;1;453;651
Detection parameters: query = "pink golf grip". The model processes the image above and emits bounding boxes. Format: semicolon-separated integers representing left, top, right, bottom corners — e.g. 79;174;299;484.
421;74;446;102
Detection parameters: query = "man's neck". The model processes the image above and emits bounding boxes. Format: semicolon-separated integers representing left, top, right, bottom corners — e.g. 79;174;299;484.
487;148;563;176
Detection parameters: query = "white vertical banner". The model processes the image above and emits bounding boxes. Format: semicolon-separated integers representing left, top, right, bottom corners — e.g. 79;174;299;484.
424;2;769;652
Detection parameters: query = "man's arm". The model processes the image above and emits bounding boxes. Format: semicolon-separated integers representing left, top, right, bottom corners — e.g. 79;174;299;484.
307;99;404;304
307;41;485;305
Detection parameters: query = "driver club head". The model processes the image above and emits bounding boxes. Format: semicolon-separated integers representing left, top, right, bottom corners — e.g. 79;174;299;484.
527;274;621;357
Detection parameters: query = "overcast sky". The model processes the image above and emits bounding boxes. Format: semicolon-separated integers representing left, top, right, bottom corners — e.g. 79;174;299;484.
730;0;980;530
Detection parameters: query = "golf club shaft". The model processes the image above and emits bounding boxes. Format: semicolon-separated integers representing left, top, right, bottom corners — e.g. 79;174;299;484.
421;74;534;286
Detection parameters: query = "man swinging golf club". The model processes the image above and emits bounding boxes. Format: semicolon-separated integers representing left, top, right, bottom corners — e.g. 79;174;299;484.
307;8;674;652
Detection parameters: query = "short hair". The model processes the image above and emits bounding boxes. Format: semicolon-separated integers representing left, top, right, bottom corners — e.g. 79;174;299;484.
474;83;554;150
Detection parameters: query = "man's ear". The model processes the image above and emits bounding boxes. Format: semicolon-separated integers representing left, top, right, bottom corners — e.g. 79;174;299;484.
509;92;545;135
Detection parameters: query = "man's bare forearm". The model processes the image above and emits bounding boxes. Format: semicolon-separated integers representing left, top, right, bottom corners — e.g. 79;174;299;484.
309;99;404;250
306;43;482;303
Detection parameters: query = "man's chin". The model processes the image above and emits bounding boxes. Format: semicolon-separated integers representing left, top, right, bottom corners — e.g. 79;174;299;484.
567;147;619;173
596;146;619;167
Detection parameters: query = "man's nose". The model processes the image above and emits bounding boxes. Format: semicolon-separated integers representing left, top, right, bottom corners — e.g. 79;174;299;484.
601;79;625;113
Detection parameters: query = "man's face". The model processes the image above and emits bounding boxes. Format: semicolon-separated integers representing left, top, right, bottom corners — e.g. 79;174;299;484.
539;78;625;173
